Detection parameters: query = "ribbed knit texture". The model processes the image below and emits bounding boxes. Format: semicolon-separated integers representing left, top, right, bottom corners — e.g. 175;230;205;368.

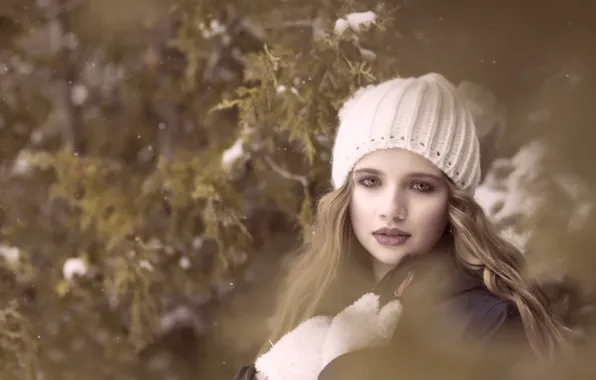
331;73;481;193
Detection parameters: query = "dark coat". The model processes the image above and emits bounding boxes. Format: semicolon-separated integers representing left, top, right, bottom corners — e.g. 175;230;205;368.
233;253;527;380
318;253;527;380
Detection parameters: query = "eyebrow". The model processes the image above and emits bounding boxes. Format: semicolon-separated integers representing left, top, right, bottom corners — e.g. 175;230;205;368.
353;168;444;181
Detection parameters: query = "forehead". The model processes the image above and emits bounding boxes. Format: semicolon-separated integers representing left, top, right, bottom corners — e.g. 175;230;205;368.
353;148;443;176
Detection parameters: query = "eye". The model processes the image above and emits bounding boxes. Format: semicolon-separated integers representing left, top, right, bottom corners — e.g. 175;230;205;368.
358;177;380;188
411;181;433;193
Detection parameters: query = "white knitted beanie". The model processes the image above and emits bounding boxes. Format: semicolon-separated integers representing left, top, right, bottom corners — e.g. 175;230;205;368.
331;72;481;193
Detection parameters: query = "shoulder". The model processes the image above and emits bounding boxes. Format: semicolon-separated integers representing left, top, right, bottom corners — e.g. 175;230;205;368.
422;260;526;343
452;285;524;342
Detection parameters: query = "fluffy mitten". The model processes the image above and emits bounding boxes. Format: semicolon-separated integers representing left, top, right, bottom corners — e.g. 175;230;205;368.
321;293;402;368
255;315;332;380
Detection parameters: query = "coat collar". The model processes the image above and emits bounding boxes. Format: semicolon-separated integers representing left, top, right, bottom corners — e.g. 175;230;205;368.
374;251;485;306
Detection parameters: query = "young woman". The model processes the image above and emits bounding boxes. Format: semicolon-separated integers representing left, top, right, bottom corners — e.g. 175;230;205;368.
233;73;570;380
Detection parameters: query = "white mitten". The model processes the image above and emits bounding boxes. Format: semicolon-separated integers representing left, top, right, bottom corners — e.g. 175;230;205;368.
321;293;402;369
255;315;332;380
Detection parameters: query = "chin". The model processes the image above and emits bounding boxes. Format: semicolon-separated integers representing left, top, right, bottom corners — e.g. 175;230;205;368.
370;249;408;266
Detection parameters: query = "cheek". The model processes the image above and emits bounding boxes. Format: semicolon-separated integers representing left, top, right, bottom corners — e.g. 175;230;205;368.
413;198;449;234
349;191;370;231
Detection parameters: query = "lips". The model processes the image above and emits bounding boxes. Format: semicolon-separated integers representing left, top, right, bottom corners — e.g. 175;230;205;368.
372;227;411;246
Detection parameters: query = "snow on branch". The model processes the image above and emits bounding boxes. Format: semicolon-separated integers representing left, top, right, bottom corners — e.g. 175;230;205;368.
475;141;594;250
63;257;88;281
334;11;377;36
474;142;547;248
221;138;245;172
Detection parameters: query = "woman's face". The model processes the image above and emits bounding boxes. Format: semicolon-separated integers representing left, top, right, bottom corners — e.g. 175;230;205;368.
350;148;450;280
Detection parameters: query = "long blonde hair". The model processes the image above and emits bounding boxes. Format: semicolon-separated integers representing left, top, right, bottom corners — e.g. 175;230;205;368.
259;176;569;359
447;181;570;358
258;180;355;356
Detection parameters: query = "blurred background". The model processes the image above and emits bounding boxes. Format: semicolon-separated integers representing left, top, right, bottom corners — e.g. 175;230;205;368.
1;0;596;379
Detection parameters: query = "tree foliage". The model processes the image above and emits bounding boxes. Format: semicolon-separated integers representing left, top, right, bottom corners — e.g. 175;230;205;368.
1;0;596;379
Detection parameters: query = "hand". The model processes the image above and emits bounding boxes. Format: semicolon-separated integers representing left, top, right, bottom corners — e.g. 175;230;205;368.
321;293;402;368
255;315;332;380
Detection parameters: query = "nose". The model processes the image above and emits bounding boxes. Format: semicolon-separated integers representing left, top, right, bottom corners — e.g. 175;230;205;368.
379;188;407;221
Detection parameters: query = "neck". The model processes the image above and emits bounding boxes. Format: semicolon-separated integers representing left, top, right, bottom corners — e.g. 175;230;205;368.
372;254;409;282
373;246;453;283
